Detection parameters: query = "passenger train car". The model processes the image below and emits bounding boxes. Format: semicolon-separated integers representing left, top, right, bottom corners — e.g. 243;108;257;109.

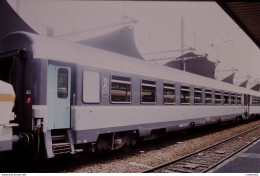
0;80;16;153
0;31;260;158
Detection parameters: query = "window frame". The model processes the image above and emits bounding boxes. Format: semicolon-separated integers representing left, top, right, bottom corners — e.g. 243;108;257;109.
252;96;260;106
205;89;212;104
181;85;190;105
110;74;132;104
57;68;69;99
237;94;242;105
224;92;229;105
141;79;157;104
215;91;222;105
194;87;202;105
163;82;175;105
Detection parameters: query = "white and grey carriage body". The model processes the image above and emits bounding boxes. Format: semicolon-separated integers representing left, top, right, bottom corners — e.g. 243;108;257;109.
0;32;260;158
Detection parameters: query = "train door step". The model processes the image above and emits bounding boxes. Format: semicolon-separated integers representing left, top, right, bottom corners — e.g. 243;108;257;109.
51;135;65;141
50;129;78;156
52;142;71;155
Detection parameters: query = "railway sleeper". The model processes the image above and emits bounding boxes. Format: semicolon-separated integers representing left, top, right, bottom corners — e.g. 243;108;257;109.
168;167;197;173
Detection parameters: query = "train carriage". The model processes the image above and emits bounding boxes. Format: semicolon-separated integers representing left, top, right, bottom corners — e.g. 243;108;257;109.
0;80;16;152
0;31;260;158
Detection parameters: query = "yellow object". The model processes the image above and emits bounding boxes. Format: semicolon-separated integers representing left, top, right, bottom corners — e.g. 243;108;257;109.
0;94;15;102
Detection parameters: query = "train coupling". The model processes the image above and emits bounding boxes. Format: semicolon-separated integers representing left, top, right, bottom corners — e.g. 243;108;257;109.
12;132;34;147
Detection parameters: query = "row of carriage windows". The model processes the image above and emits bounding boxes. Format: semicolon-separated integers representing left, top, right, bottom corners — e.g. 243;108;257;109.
109;74;244;105
81;71;260;106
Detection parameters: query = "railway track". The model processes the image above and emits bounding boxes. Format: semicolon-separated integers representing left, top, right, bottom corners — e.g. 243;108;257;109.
143;124;260;173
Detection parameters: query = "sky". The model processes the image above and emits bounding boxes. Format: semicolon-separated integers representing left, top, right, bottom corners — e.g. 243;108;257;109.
7;0;260;87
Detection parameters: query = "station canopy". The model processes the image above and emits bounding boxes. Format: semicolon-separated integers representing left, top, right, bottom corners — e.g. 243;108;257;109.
78;26;145;60
221;73;235;84
0;0;37;39
217;1;260;49
1;0;259;51
1;1;259;56
251;84;260;92
239;79;249;88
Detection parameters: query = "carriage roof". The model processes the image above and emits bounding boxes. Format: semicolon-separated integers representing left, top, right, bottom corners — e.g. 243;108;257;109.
2;31;260;97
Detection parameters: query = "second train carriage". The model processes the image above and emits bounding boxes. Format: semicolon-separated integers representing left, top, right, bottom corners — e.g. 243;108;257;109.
0;31;260;158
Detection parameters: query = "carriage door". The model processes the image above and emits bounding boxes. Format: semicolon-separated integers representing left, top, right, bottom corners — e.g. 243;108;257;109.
47;64;71;129
244;94;250;115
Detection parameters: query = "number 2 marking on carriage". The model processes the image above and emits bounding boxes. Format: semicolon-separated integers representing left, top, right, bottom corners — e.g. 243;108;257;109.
102;78;109;97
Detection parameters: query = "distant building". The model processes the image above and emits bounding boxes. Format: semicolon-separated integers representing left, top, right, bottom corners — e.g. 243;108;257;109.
164;52;216;79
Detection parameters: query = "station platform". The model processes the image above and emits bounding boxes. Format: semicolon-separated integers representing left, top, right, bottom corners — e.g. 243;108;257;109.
211;139;260;173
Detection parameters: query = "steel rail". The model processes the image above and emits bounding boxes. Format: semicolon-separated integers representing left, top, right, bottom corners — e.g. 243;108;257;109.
143;124;260;173
202;135;260;173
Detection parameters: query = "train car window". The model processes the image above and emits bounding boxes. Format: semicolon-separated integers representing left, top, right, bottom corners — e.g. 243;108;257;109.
141;79;156;104
83;71;100;103
231;94;236;105
181;86;190;104
57;68;68;98
252;96;255;105
205;90;212;104
224;92;229;105
194;88;202;104
215;91;221;104
252;96;258;105
111;75;131;103
237;95;242;105
163;83;175;104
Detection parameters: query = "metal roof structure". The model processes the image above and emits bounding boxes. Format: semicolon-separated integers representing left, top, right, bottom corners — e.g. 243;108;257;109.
222;73;235;84
78;26;145;60
0;0;37;39
217;1;260;49
239;79;249;88
251;83;260;92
